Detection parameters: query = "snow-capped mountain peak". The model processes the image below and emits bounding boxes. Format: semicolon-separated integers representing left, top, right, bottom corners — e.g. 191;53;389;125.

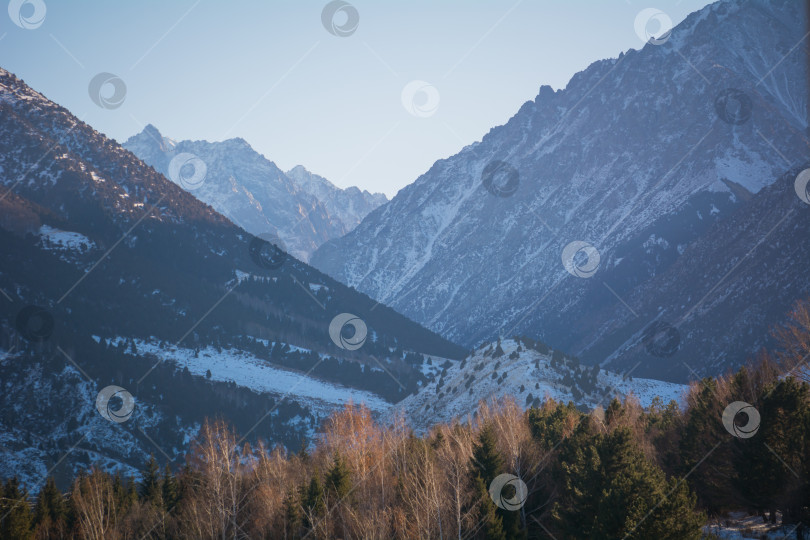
124;126;387;261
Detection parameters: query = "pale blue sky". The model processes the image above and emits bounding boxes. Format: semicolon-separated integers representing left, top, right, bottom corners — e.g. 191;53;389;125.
2;0;713;197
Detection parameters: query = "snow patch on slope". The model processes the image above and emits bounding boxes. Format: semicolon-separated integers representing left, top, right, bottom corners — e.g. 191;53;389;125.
38;225;95;251
123;339;391;415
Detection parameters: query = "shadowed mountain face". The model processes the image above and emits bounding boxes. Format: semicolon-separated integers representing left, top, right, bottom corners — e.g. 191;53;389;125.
0;67;461;487
311;0;809;381
124;125;386;262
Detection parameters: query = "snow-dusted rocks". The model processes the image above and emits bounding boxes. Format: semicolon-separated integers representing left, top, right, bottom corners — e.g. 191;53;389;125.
393;339;686;432
124;126;386;261
312;0;809;381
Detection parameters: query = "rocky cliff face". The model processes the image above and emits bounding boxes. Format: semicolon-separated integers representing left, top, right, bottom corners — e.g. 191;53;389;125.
124;126;386;261
311;0;809;381
286;165;387;233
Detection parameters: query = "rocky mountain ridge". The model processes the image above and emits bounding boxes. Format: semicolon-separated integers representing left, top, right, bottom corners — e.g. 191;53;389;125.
311;0;810;381
124;125;386;261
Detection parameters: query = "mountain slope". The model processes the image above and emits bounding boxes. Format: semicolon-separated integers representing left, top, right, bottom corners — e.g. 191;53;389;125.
584;164;810;380
0;67;461;487
286;164;387;233
311;0;809;380
123;125;386;261
393;338;687;433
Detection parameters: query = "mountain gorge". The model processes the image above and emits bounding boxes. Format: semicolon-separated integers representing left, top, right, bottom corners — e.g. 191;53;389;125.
124;125;386;261
311;0;810;382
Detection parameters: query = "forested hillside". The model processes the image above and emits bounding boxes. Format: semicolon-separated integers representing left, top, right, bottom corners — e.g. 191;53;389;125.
3;299;809;539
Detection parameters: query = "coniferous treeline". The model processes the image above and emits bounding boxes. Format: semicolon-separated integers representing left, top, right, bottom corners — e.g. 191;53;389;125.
2;301;809;539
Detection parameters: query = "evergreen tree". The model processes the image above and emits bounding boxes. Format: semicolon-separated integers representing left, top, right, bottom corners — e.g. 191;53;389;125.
282;488;302;539
296;442;310;464
798;409;810;530
471;425;503;485
604;397;624;426
139;455;163;508
554;427;703;539
678;377;735;512
470;425;523;539
111;471;137;512
737;377;809;522
528;400;582;452
162;464;179;510
431;430;445;450
301;474;324;528
126;475;139;507
473;476;507;540
33;476;66;536
0;478;33;540
325;452;352;501
552;424;603;537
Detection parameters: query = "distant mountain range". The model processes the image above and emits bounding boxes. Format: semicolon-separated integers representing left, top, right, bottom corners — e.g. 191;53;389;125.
124;125;386;261
0;67;457;488
311;0;810;382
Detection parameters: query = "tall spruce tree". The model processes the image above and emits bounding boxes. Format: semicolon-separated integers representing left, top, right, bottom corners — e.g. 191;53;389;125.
302;473;324;529
472;425;503;485
469;425;524;539
162;464;179;510
33;476;66;536
473;476;507;540
325;452;352;501
552;424;603;537
1;478;33;540
139;455;163;508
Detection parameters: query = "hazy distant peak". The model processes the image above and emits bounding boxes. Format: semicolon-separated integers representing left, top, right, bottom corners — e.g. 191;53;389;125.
124;125;387;261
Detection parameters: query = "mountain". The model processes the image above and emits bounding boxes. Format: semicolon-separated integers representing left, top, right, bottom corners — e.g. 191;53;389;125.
392;337;686;433
0;67;460;488
311;0;810;381
578;165;810;379
286;164;388;233
123;126;386;261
